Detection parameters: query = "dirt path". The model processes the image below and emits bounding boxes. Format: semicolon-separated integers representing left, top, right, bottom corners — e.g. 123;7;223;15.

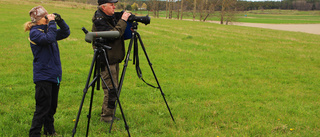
230;22;320;35
180;19;320;35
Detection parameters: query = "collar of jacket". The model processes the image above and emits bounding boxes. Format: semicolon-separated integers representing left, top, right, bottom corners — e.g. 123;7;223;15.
97;9;115;19
32;24;48;33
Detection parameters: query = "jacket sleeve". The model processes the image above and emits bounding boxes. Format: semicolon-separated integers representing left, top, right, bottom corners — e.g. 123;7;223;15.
114;19;127;37
30;21;57;46
56;20;70;40
93;18;114;31
93;20;127;42
114;11;127;36
93;17;127;37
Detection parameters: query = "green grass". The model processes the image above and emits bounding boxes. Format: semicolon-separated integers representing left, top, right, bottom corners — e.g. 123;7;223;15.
238;10;320;24
137;9;320;24
1;0;320;136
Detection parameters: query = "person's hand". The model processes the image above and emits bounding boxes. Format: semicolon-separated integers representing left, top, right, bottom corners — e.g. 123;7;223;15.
46;14;55;21
53;13;63;22
121;12;131;22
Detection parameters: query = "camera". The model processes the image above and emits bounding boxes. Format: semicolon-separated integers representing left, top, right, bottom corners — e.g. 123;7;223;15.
127;14;150;25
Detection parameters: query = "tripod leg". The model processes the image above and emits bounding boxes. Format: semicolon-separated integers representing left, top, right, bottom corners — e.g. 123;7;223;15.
136;33;175;122
72;50;99;137
85;56;102;137
108;33;135;134
100;49;131;137
85;77;98;137
118;33;135;98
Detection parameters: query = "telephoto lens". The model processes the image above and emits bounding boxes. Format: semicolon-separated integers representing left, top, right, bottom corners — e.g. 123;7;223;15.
127;14;151;25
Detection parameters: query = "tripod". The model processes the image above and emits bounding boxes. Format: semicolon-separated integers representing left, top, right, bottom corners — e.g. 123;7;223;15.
109;21;175;132
72;39;130;137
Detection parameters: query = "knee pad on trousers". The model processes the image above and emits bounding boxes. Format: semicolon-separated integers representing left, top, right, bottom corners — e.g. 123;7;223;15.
108;89;117;109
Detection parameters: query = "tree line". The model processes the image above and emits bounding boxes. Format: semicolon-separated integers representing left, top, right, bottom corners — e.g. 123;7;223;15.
115;0;320;11
79;0;320;11
77;0;320;24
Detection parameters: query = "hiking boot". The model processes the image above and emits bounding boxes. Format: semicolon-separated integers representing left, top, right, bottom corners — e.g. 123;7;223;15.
100;116;113;123
100;116;121;123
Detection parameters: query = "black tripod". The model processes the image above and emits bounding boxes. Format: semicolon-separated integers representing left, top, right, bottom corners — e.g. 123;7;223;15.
72;39;130;137
108;21;175;132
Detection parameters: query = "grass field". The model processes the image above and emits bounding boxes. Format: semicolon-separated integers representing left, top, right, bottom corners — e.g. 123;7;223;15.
1;0;320;136
135;9;320;24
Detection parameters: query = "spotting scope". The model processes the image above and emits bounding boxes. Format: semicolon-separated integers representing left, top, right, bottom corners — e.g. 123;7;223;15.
82;27;120;43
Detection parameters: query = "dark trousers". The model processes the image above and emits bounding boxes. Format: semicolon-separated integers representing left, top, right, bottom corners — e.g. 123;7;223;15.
29;81;60;137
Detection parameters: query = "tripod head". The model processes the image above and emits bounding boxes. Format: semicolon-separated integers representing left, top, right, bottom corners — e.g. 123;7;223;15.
131;22;139;32
92;38;111;50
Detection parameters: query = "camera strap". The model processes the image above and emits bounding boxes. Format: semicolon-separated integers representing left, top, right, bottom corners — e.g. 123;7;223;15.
134;41;159;89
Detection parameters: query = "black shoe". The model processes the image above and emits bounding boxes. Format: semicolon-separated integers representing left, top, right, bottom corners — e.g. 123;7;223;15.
113;116;120;121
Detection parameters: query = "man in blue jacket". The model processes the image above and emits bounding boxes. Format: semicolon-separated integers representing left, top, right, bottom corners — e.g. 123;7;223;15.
25;6;70;137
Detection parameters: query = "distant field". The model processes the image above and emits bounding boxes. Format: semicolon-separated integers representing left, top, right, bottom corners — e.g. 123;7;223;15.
1;0;320;137
125;7;320;24
141;9;320;24
237;10;320;24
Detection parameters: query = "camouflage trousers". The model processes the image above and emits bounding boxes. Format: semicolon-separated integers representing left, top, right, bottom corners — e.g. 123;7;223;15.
100;63;119;121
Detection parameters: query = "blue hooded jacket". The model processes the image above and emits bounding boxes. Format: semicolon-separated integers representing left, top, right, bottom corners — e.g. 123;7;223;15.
29;20;70;84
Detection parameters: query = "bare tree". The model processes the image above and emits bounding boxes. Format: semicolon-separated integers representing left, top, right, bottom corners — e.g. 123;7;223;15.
166;0;169;18
293;0;314;10
170;0;174;19
156;0;160;18
220;0;226;24
202;0;220;22
193;0;196;21
199;0;207;21
180;0;184;20
151;0;160;18
220;0;237;24
203;0;209;21
166;0;173;19
176;1;180;19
